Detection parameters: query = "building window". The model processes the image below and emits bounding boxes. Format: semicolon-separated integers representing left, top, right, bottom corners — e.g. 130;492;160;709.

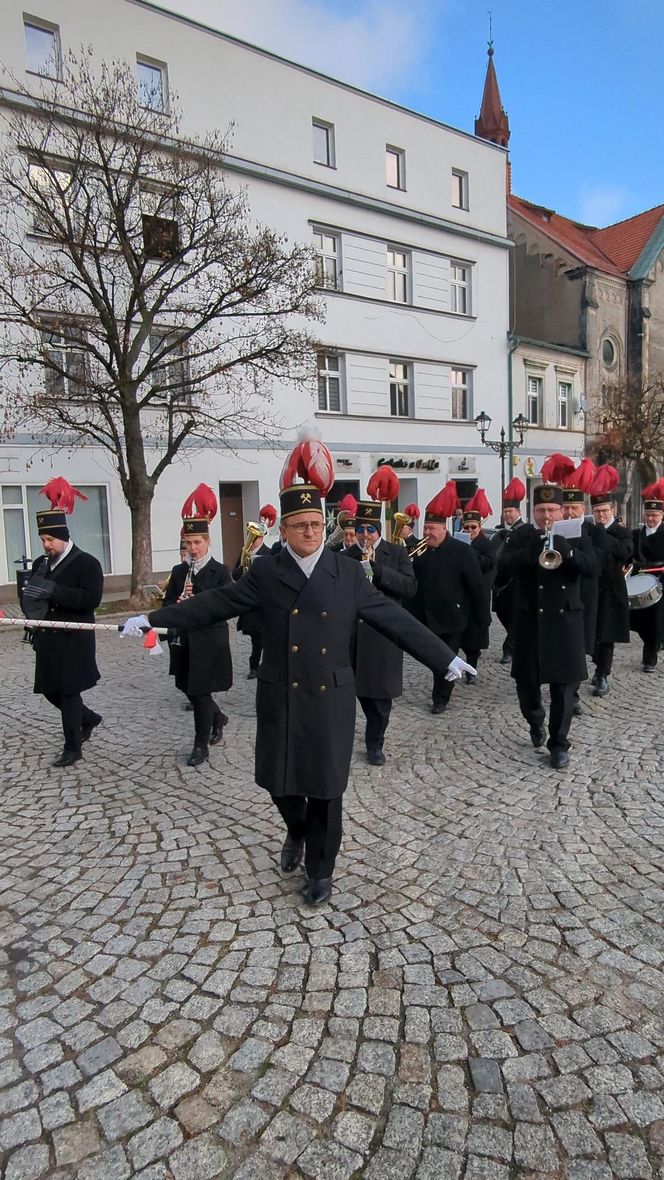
558;380;571;428
313;229;341;290
141;186;180;259
451;368;471;420
28;162;73;235
24;18;61;78
42;324;88;400
527;375;543;425
387;247;409;303
602;338;616;368
451;169;469;210
317;352;343;412
149;331;191;403
137;57;167;112
312;119;335;168
389;360;410;417
386;146;406;190
450;263;470;314
2;484;112;574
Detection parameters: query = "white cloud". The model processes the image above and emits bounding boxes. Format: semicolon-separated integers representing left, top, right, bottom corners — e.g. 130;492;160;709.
577;182;636;227
153;0;434;95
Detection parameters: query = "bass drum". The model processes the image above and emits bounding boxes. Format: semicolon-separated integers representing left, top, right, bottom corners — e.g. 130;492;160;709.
626;572;662;611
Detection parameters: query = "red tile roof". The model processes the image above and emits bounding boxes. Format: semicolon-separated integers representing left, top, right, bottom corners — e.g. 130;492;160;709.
589;204;664;272
509;194;664;277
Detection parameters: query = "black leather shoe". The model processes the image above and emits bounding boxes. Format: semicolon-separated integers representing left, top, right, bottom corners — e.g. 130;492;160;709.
464;672;476;685
590;670;599;688
184;702;194;711
642;664;656;673
593;675;609;697
280;835;304;874
550;749;570;770
81;714;102;743
572;702;583;717
52;749;82;768
210;712;228;746
431;702;448;715
302;877;333;906
187;745;209;767
499;654;511;666
247;669;257;680
530;726;546;749
367;747;386;766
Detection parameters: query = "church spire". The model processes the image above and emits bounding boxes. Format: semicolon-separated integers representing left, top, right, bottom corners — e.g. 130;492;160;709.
475;40;510;148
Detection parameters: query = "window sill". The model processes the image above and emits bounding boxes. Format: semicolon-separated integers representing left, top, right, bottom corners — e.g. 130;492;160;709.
313;286;477;320
313;161;337;170
387;184;407;193
316;411;479;425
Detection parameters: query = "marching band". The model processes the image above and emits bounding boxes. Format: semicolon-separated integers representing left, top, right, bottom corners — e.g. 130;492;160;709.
12;446;664;905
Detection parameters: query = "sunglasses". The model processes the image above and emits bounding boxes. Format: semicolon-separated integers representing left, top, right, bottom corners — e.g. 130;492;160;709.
355;526;377;535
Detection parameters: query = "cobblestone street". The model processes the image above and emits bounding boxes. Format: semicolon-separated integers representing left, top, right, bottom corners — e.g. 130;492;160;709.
0;622;663;1180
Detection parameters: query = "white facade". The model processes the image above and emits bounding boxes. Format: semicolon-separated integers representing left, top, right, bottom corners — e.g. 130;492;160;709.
0;0;513;588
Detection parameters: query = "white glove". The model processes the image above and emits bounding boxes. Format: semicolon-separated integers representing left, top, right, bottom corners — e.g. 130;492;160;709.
121;614;150;637
445;655;477;682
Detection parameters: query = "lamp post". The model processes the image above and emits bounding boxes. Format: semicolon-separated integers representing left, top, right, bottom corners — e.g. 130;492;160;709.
474;411;529;510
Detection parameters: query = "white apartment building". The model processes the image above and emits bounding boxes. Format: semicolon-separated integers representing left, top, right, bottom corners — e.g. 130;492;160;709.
0;0;512;590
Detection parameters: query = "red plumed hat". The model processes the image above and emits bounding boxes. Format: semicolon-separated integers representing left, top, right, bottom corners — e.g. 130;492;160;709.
39;477;87;514
181;483;218;521
589;464;620;506
279;434;335;496
541;453;575;485
464;488;492;519
642;478;664;505
425;480;459;522
367;465;399;503
563;458;595;492
404;502;421;522
259;503;277;528
502;477;526;508
337;493;358;515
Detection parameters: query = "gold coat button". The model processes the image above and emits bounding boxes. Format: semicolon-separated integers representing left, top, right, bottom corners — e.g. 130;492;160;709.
292;681;299;688
291;608;299;615
291;645;299;653
320;685;327;692
321;611;327;618
320;647;327;654
561;584;566;589
538;608;543;613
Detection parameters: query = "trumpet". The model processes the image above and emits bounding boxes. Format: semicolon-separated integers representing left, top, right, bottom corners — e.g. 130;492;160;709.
240;521;266;571
539;527;563;570
409;537;429;560
325;509;354;549
391;511;412;545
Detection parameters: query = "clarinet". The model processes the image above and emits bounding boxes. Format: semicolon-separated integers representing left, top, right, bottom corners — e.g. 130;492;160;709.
171;558;199;646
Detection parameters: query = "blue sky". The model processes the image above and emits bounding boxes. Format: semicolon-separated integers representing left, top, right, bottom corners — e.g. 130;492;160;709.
161;0;663;226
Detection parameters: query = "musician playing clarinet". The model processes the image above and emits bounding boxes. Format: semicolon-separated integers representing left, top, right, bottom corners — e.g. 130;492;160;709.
21;478;104;768
163;485;232;766
630;480;664;672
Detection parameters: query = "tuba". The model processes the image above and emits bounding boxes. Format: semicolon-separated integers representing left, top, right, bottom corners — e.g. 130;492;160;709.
240;522;266;571
539;527;563;570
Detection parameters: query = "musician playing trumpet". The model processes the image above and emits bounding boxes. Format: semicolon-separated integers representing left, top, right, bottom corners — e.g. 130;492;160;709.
164;484;232;766
496;482;598;770
232;507;274;679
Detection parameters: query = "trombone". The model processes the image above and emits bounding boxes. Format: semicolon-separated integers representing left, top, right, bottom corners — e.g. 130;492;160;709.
539;527;563;570
392;510;427;558
409;537;429;560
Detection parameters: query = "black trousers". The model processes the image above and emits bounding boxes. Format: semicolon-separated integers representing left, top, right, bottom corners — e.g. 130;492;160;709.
249;634;263;671
432;632;461;704
187;695;227;747
44;692;99;754
358;697;392;750
273;794;343;879
462;648;481;670
631;608;659;667
515;681;576;752
593;641;614;677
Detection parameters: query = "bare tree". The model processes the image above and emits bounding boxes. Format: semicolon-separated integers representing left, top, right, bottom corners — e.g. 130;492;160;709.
586;375;664;485
0;50;321;600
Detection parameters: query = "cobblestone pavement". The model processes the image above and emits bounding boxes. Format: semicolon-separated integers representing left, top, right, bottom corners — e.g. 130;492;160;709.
1;622;663;1180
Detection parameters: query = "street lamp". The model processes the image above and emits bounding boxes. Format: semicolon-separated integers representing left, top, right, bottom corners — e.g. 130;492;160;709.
474;410;529;507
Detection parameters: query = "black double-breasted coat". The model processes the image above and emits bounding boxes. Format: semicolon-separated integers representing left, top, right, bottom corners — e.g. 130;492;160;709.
341;539;417;699
490;518;526;626
497;526;597;685
28;547;104;696
163;557;233;696
411;533;489;642
587;521;633;644
232;543;272;637
149;546;456;800
461;532;495;652
630;523;664;648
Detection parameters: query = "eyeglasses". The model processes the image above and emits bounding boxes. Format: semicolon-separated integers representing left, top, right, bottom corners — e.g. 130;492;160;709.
287;521;324;534
355;526;377;535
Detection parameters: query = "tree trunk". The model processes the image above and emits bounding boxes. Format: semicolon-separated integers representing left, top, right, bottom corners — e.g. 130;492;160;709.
128;490;155;607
